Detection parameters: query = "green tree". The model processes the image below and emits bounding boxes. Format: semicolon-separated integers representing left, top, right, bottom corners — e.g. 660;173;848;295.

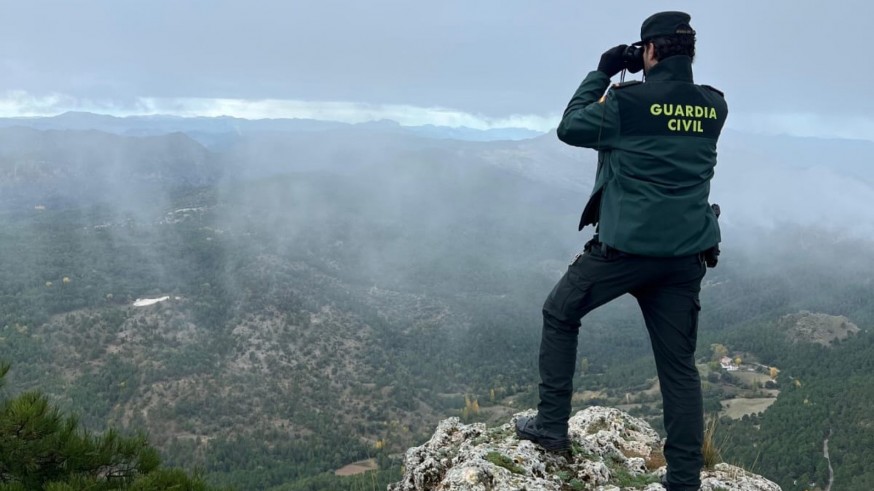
0;362;220;490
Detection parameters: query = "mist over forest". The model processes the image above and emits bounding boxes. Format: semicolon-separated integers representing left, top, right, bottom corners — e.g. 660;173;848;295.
2;114;874;490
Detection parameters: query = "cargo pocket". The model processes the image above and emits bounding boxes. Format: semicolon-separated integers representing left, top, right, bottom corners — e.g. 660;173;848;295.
543;271;592;326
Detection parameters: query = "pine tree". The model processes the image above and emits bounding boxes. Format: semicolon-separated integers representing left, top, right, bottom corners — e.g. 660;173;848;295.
0;361;222;490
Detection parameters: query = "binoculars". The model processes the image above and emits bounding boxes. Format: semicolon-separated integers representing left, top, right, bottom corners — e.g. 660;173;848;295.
622;44;645;74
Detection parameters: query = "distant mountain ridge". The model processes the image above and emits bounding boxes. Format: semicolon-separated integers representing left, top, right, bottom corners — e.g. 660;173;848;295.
0;126;216;210
5;117;874;239
0;111;545;143
0;124;590;213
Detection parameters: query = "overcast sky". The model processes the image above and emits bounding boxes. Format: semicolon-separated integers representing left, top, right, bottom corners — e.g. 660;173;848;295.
1;0;871;137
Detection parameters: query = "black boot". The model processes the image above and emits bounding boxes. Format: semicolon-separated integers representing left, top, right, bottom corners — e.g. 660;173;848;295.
660;474;700;491
514;414;571;452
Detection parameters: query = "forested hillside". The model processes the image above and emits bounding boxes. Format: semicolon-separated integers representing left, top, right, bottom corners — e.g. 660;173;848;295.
0;363;223;490
2;124;873;490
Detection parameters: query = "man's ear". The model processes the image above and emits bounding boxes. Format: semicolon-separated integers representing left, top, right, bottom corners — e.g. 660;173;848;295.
645;42;657;63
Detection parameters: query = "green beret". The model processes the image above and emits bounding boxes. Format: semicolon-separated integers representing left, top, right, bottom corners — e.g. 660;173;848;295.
638;11;695;43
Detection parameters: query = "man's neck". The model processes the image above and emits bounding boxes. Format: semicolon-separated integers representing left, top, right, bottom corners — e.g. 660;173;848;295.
645;56;694;83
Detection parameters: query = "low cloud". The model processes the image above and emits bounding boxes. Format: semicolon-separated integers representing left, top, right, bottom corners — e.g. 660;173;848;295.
0;90;558;132
139;97;560;132
0;90;78;116
728;111;874;141
6;89;874;142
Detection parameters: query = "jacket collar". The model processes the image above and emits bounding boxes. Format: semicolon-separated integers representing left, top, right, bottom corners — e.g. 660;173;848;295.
645;55;694;83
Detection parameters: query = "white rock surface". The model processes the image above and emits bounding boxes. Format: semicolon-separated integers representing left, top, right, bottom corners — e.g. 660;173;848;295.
701;463;782;491
132;295;170;307
389;406;781;491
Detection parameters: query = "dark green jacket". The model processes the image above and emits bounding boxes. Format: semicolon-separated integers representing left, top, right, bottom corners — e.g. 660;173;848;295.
557;56;728;256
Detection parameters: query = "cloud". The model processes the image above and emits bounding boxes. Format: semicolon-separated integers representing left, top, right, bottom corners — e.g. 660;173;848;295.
0;90;148;119
728;112;874;142
0;90;78;116
5;89;874;142
139;97;561;132
0;90;559;132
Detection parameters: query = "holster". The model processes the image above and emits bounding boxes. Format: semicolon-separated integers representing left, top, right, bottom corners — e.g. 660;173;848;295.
704;244;720;268
578;189;603;231
705;203;721;268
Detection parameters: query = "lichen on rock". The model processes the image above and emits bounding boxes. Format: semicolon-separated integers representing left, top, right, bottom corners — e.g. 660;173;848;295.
388;406;781;491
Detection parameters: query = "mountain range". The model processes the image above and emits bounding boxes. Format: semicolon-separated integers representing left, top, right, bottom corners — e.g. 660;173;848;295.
2;112;874;490
0;112;543;144
5;112;874;240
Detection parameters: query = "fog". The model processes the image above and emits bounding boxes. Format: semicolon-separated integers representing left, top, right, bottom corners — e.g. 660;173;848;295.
5;109;874;491
3;116;873;296
4;5;874;489
713;131;874;239
5;115;871;390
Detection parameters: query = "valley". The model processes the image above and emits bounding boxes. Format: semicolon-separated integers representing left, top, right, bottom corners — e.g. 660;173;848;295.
2;120;874;490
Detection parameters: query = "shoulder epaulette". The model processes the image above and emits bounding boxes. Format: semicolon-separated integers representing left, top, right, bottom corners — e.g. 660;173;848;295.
702;84;724;97
611;80;643;90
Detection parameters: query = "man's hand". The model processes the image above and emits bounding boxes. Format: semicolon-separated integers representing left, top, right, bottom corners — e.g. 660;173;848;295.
597;44;628;78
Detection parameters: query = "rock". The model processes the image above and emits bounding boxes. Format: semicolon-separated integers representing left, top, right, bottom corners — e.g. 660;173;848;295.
388;406;781;491
701;463;782;491
778;311;860;346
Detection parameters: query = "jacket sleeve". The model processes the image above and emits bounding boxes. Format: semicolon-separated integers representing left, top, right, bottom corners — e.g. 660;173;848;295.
556;70;621;150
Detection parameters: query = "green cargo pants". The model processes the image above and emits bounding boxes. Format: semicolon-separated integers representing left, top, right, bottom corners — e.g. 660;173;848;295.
538;239;706;490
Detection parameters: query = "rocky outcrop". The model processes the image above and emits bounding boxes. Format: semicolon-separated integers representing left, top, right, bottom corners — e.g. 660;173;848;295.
389;406;780;491
777;311;859;346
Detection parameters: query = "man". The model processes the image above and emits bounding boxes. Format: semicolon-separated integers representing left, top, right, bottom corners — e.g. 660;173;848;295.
515;11;727;491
